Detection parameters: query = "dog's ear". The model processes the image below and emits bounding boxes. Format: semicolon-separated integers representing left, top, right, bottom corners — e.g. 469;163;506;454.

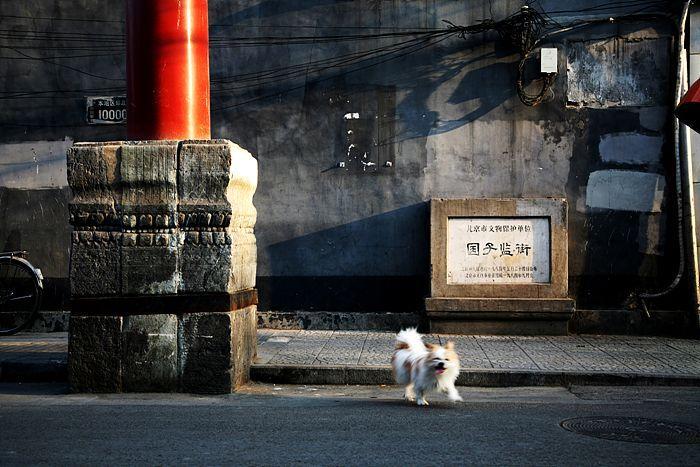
425;343;437;351
445;341;455;350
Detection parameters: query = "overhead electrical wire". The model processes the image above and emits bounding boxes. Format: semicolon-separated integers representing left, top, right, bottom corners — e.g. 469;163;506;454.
0;52;123;60
212;32;456;112
0;0;674;108
211;32;452;92
0;13;438;30
213;32;450;81
0;86;125;100
214;0;671;108
6;47;124;81
0;14;123;24
209;29;455;47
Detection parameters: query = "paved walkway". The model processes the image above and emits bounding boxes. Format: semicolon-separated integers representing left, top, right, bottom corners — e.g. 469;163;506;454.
1;331;699;385
0;333;68;382
254;330;700;386
0;333;68;365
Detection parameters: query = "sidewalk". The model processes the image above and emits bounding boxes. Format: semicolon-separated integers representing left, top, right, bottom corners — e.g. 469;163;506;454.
0;333;68;382
253;330;700;386
1;330;699;386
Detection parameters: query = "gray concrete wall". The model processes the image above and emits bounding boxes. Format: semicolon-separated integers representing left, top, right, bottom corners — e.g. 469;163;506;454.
0;1;687;315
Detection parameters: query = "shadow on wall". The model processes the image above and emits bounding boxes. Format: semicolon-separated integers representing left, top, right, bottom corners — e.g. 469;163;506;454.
391;45;518;143
259;203;430;312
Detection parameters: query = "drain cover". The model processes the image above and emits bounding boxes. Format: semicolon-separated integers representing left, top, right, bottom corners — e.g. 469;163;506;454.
561;417;700;444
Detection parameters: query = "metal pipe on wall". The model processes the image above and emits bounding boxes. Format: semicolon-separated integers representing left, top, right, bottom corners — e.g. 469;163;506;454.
126;0;211;140
639;1;691;308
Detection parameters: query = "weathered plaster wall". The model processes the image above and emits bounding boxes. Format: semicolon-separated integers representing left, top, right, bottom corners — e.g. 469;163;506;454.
0;1;685;313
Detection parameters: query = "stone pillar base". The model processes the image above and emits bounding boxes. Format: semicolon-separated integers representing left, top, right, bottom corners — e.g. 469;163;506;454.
68;291;257;393
426;298;574;335
66;139;259;393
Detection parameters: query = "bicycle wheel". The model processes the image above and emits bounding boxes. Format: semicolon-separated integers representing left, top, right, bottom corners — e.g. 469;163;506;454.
0;257;42;335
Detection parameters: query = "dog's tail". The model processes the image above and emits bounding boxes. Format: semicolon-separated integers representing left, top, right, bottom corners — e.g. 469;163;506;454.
395;328;426;352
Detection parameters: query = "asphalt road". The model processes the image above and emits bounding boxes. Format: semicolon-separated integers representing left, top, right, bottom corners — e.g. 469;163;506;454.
1;384;699;465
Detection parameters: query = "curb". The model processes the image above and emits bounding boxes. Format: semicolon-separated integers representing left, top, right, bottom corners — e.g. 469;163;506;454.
251;364;700;387
0;360;67;383
4;361;700;387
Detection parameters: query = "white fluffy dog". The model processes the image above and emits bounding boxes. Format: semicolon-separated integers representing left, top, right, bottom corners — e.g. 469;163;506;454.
391;328;462;406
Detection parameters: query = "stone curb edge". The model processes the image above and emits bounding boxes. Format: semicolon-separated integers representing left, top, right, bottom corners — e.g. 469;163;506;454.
251;364;700;387
3;361;699;387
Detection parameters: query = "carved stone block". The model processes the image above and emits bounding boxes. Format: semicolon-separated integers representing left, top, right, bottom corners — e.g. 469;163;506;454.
69;232;121;296
68;140;257;297
66;143;120;228
120;142;178;228
179;140;232;216
179;233;232;293
177;140;258;293
121;233;178;295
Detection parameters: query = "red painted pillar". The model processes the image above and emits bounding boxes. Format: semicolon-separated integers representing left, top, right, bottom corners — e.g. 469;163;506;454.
127;0;211;140
676;78;700;133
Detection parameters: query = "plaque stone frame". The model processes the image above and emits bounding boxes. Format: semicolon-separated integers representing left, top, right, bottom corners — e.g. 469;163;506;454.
426;198;574;335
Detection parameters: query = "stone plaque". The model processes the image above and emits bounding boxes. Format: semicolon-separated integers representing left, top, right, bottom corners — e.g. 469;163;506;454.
427;199;572;334
446;217;550;284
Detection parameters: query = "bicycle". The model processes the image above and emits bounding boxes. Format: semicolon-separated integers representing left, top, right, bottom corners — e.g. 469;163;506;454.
0;251;43;335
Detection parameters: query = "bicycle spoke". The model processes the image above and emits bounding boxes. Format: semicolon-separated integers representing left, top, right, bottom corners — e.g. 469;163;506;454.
0;257;41;335
7;295;33;301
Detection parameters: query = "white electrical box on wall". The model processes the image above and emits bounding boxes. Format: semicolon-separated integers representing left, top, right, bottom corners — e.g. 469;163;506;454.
540;48;558;73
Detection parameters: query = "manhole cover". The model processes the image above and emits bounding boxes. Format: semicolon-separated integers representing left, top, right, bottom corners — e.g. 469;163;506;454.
560;417;700;444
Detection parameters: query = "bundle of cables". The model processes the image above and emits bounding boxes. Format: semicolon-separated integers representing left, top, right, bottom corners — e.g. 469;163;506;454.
494;6;555;106
445;6;555;107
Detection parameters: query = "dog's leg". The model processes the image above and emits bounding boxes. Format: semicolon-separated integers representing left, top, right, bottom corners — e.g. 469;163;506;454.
416;389;429;406
404;383;416;402
445;385;463;402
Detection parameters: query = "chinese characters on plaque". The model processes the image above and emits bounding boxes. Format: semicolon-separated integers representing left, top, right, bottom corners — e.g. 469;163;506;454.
447;218;550;284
